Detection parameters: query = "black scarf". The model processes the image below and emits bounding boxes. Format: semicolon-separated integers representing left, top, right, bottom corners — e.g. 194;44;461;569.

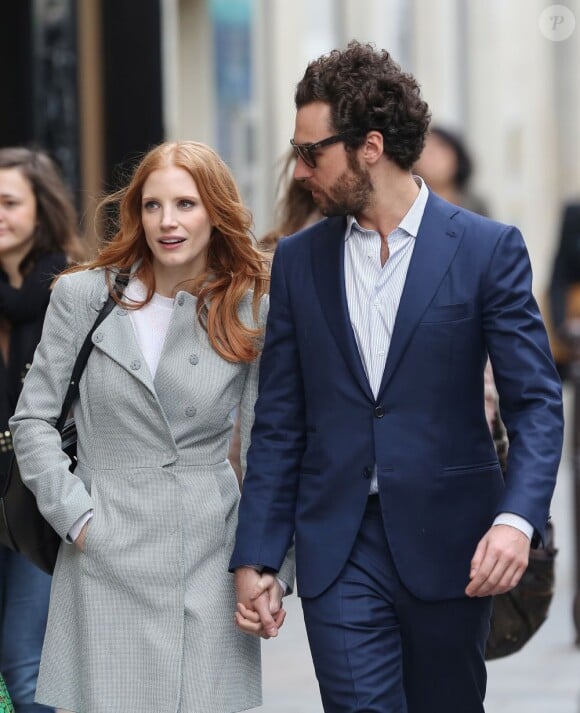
0;252;67;473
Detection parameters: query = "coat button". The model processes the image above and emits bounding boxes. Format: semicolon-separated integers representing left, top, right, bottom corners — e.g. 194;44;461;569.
362;466;372;479
130;359;141;370
189;354;199;365
177;294;185;306
374;406;385;418
185;406;197;417
93;332;104;343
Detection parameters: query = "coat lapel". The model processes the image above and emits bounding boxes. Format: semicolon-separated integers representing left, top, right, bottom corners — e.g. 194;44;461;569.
90;303;157;398
377;193;464;400
310;217;374;401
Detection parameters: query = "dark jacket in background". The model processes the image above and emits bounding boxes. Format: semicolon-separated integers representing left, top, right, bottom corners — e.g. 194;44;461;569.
549;202;580;331
0;252;67;473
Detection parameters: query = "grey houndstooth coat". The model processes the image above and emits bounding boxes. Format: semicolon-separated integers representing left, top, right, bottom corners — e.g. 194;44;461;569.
10;268;291;713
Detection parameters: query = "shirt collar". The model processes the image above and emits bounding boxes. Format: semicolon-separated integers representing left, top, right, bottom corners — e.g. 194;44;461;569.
346;176;429;241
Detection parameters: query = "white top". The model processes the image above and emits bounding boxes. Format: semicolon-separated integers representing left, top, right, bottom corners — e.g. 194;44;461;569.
125;278;174;379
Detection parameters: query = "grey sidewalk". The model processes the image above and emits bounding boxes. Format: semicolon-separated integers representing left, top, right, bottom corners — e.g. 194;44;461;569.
260;387;580;712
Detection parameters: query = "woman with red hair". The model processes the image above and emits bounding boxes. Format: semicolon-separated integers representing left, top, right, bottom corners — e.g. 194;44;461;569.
10;141;291;713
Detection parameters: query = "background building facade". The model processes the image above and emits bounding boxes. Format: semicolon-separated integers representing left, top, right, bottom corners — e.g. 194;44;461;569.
2;0;578;290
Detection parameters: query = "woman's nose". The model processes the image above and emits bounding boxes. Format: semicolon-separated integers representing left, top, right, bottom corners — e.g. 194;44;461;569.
160;206;178;229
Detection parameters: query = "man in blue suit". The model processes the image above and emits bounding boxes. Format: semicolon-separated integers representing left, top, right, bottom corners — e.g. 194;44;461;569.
230;41;563;712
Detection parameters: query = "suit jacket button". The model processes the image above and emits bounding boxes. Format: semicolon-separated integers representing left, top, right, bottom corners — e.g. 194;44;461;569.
362;466;372;479
189;354;199;365
374;406;385;418
185;406;197;417
130;359;141;370
93;332;104;343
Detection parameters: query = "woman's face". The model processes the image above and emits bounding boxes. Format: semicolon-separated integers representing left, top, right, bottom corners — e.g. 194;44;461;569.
0;167;37;263
141;164;213;296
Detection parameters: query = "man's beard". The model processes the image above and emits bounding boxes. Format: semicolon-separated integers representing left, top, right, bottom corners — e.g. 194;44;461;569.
311;157;373;217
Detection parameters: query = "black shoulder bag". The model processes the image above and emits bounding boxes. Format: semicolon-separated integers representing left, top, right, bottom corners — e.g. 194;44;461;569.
0;274;127;574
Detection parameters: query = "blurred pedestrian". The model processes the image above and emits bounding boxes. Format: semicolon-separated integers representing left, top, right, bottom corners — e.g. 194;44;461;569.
227;151;320;477
0;146;83;713
414;125;500;432
413;124;488;216
10;141;292;713
231;40;563;713
259;149;321;254
547;201;580;378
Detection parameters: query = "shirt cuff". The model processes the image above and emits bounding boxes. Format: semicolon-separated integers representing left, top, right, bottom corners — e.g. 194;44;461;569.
67;510;94;543
493;512;534;540
276;577;289;596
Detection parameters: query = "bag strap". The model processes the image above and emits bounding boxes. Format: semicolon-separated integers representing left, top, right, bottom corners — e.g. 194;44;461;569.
54;272;129;433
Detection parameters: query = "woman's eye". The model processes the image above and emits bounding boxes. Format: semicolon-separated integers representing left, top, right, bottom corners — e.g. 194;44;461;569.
179;199;195;209
143;200;159;210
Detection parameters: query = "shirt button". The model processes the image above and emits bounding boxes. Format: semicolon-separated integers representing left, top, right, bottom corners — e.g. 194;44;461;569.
189;354;199;365
130;360;141;370
177;294;185;306
93;332;104;343
185;406;197;417
374;406;385;418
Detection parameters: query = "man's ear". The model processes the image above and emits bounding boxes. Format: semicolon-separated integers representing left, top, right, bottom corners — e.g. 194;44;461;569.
361;130;384;165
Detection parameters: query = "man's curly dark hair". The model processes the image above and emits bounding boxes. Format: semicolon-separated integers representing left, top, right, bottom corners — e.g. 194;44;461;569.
295;40;431;170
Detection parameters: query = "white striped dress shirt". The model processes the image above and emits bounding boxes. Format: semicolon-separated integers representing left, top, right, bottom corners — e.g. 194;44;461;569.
344;178;427;492
345;179;428;398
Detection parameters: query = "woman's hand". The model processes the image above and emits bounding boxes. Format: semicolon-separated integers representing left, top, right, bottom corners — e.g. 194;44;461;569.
74;521;90;551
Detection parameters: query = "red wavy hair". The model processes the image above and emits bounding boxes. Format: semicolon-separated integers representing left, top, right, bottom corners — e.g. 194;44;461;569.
66;141;269;363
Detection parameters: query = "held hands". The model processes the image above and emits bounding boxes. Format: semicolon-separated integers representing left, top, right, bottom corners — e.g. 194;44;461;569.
465;524;530;597
234;567;286;639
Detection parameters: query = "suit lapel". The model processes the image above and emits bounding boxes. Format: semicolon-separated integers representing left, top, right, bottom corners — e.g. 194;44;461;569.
377;193;464;400
311;217;374;401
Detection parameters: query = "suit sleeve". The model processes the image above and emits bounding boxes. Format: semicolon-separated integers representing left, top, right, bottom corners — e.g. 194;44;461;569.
482;225;564;540
230;243;305;573
9;274;94;540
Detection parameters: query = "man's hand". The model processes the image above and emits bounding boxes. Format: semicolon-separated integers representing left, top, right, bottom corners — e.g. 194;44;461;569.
234;567;286;638
235;601;286;639
465;524;530;597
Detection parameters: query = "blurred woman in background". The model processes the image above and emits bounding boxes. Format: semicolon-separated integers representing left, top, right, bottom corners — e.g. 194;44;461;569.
0;147;83;713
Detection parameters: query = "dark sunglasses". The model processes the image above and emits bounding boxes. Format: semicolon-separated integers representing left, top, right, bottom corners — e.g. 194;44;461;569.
290;132;354;169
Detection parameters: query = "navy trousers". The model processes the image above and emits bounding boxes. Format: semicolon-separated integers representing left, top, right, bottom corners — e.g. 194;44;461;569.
301;496;491;713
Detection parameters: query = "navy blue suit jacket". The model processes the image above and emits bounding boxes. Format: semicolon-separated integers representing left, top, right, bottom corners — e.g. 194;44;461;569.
231;192;564;601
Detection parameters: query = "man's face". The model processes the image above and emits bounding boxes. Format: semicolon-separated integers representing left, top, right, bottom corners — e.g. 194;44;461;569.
292;102;372;217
